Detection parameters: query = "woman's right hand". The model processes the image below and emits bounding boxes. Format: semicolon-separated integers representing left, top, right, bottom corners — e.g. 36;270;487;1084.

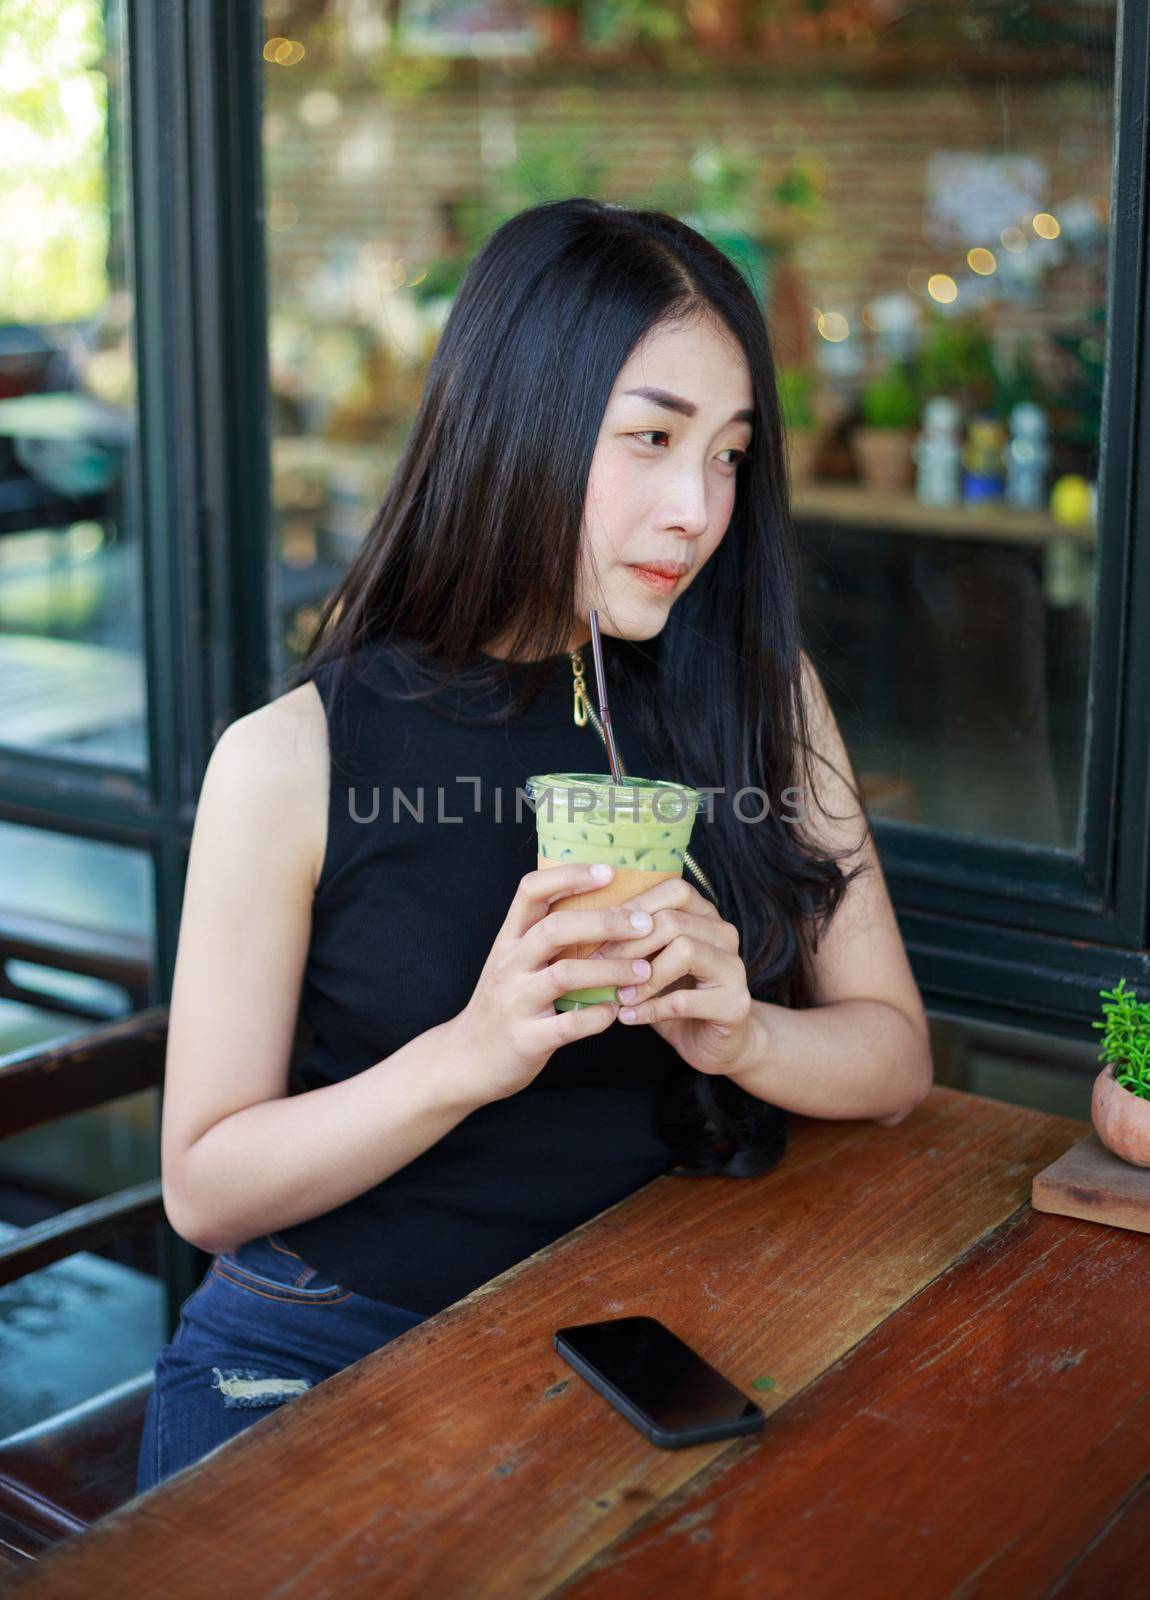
452;863;656;1103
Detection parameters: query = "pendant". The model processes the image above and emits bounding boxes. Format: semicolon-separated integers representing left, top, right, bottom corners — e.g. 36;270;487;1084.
570;649;589;728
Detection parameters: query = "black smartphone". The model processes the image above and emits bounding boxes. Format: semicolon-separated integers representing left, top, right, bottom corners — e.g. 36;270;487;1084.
553;1315;765;1449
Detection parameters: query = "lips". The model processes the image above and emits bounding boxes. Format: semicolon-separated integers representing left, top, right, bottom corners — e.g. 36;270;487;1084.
630;561;690;579
629;564;685;596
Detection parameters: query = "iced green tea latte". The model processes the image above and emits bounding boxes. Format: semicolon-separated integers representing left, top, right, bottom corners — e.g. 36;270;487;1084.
525;773;702;1011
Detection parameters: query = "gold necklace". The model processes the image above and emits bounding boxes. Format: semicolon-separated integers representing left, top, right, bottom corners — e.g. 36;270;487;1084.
569;649;717;903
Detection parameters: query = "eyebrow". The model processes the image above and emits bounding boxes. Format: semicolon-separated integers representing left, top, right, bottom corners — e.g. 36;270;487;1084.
623;386;754;425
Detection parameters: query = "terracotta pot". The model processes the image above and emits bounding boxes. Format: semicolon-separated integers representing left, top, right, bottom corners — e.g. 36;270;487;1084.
531;5;580;52
688;0;748;53
1091;1061;1150;1167
851;426;916;492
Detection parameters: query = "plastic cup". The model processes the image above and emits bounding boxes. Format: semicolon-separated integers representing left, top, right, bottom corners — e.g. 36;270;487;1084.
525;772;702;1012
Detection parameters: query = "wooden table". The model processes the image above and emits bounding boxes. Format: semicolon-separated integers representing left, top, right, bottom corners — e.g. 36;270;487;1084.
9;1087;1149;1599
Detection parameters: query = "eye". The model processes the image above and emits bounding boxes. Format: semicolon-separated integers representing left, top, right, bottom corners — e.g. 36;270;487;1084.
630;431;752;469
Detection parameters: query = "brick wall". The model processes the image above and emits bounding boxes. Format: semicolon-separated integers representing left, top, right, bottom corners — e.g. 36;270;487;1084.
263;73;1110;380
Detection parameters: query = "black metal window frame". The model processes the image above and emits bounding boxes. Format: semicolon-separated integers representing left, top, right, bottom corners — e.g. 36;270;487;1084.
883;2;1150;1033
0;0;270;970
0;0;269;1326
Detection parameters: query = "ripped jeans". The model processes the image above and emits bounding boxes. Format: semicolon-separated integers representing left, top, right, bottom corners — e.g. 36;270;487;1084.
135;1232;426;1494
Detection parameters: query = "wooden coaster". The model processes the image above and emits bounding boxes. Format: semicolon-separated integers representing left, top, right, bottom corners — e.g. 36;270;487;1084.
1031;1130;1150;1233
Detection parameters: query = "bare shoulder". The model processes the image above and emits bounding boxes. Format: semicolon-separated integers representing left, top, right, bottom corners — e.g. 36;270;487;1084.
209;680;329;896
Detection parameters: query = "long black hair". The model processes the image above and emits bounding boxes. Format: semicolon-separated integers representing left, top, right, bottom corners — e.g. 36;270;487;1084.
279;196;868;1178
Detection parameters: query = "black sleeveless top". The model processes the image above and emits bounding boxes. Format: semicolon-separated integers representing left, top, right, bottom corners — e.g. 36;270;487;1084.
275;637;697;1314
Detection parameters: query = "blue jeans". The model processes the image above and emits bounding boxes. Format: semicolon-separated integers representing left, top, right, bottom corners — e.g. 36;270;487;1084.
135;1232;426;1494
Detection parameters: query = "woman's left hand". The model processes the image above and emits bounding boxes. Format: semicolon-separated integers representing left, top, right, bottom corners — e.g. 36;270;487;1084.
589;877;759;1077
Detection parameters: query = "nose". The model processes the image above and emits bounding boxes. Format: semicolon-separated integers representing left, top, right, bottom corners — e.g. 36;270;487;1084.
657;463;710;538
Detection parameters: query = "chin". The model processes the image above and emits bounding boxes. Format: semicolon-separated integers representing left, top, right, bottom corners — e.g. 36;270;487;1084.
583;610;668;646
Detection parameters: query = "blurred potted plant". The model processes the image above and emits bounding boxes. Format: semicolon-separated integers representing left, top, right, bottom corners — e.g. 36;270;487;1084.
582;0;687;53
1091;979;1150;1167
687;0;751;53
752;0;892;51
915;306;999;415
682;147;823;313
529;0;583;52
1047;296;1105;479
852;363;919;491
778;366;818;485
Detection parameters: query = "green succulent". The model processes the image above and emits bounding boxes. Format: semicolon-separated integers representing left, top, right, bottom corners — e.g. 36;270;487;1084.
1093;978;1150;1099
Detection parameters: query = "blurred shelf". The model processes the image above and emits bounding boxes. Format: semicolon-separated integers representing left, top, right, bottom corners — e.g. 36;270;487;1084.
793;483;1096;545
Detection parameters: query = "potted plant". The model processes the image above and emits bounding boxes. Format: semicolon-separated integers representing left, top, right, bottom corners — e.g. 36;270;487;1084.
687;0;750;54
915;305;999;416
778;366;818;486
529;0;582;54
581;0;688;56
852;363;919;491
1091;979;1150;1166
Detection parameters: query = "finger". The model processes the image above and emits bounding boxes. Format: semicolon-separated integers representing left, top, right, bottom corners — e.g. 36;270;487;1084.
595;908;739;962
618;968;751;1028
617;938;744;1010
504;863;617;941
525;953;652;1011
529;999;620;1041
613;876;722;922
523;903;654;967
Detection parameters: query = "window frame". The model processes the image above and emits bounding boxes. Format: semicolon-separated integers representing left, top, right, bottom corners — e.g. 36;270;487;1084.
871;0;1150;1030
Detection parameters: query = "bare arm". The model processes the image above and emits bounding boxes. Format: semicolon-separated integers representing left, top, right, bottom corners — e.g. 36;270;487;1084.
160;684;485;1255
172;1021;481;1255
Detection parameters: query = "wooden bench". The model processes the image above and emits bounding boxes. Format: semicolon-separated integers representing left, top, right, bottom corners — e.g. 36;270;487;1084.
0;1009;167;1563
0;1002;319;1572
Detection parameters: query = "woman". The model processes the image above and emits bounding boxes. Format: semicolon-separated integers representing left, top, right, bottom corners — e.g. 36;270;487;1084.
136;197;931;1493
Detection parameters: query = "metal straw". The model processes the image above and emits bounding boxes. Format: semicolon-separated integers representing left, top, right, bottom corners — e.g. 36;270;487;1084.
588;607;623;783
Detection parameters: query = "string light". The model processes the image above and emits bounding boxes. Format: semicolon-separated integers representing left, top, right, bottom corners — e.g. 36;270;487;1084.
816;311;850;342
263;37;305;65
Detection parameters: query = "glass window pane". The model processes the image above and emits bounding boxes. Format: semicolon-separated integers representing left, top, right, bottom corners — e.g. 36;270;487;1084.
261;1;1113;851
0;820;154;1052
0;0;147;773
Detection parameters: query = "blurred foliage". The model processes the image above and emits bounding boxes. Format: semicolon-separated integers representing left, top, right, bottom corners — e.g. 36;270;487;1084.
777;366;816;430
1047;299;1104;453
751;0;1114;51
994;336;1049;419
911;302;1100;454
582;0;690;50
860;362;918;429
408;113;824;307
0;0;110;321
914;306;1000;414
